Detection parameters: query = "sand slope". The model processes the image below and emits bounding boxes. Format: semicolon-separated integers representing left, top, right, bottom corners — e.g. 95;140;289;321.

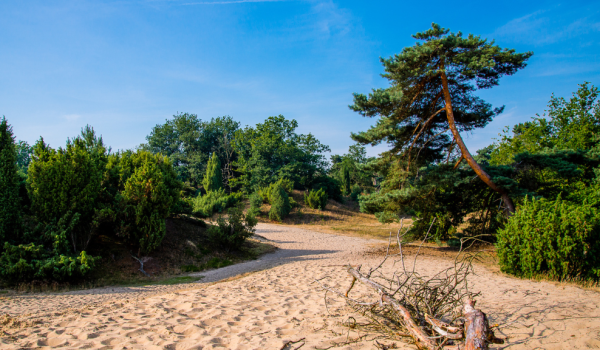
1;223;599;349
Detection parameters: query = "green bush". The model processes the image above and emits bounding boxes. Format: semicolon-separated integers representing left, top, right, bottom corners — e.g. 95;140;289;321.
0;118;22;243
257;178;294;204
27;137;103;252
312;175;342;202
191;188;242;218
269;185;291;221
350;184;362;201
497;196;600;280
375;211;398;224
114;151;182;255
248;192;263;216
207;204;257;251
203;153;222;192
304;188;328;210
0;212;98;282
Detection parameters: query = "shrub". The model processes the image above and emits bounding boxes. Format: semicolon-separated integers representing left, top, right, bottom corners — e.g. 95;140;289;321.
350;184;362;201
248;192;263;216
27;137;103;252
116;151;182;255
269;185;291;221
203;153;222;192
311;175;342;202
0;212;98;282
191;188;242;218
304;188;328;210
257;178;294;204
207;204;257;251
497;195;600;280
375;211;398;224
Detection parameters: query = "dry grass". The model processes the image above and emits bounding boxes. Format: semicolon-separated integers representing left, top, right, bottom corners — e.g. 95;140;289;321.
252;190;410;240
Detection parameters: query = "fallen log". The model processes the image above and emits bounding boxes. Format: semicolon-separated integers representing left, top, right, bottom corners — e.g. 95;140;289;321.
463;299;503;350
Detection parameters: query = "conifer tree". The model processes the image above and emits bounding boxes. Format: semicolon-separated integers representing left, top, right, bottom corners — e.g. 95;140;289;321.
350;24;532;213
0;117;21;243
203;152;222;192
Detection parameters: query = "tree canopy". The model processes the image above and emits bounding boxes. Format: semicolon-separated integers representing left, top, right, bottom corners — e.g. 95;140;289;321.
231;115;330;192
350;23;532;213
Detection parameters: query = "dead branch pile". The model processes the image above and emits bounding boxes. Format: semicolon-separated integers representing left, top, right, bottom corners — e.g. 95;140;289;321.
317;220;503;350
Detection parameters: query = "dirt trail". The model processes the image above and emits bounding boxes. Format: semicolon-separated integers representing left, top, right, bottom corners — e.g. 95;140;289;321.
1;224;599;349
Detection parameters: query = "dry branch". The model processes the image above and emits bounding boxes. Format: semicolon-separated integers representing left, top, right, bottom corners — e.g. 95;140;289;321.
317;220;505;349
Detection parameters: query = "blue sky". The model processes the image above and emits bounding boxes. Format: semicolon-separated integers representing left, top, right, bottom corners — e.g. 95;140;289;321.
2;0;599;158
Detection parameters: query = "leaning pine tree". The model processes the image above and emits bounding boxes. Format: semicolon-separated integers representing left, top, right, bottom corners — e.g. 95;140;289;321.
203;152;222;192
350;24;532;213
0;117;21;243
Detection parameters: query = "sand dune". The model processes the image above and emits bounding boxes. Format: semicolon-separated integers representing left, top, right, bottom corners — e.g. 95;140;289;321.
1;223;599;349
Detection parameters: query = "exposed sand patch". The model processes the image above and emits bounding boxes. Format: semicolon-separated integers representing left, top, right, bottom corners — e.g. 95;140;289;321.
0;223;599;349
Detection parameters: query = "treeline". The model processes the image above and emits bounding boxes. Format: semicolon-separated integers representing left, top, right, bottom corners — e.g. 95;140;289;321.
1;114;372;282
2;124;182;282
139;113;375;219
349;24;600;281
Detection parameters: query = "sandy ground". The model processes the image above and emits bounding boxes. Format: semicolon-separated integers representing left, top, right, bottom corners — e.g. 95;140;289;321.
1;223;599;349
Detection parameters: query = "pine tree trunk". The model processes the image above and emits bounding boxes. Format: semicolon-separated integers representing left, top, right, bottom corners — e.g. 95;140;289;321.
439;65;515;214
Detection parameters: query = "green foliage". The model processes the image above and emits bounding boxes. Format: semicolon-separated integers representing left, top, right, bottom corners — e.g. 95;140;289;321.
231;115;330;192
257;178;294;204
311;175;343;202
0;118;22;243
203;153;223;192
248;192;263;216
207;204;257;251
375;211;398;224
1;125;184;282
350;24;531;231
141;113;240;189
497;196;600;280
330;144;375;195
27;135;104;252
342;165;351;195
350;184;362;201
204;257;233;269
350;23;531;173
361;160;513;240
491;82;600;165
118;151;181;255
268;185;291;222
304;188;328;210
191;188;242;218
0;212;98;282
15;140;33;176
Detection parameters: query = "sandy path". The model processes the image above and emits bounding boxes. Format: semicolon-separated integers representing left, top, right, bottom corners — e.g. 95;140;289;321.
1;223;599;349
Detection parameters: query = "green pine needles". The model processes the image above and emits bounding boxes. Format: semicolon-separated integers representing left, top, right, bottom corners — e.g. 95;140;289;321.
304;188;328;210
269;185;291;222
0;117;22;243
497;196;600;280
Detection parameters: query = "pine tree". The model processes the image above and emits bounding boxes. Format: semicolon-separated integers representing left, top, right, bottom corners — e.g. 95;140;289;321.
0;117;21;243
350;23;532;213
203;152;222;192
